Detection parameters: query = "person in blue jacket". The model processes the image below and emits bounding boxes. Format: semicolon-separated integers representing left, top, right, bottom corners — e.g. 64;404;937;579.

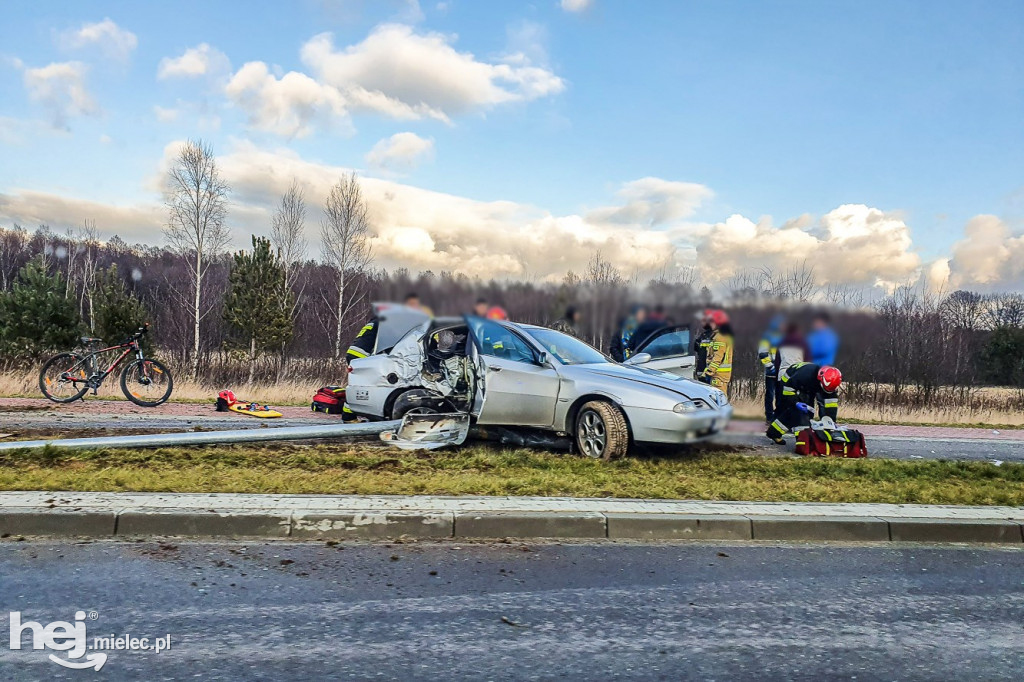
807;311;839;366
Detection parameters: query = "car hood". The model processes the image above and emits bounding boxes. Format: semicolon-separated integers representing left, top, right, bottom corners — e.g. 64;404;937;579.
568;363;726;404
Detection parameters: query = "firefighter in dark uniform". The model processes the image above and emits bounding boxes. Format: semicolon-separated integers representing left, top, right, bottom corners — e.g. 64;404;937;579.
341;318;379;421
693;309;714;380
766;362;842;444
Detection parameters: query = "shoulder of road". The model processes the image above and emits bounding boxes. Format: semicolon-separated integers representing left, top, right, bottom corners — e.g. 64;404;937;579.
2;492;1022;545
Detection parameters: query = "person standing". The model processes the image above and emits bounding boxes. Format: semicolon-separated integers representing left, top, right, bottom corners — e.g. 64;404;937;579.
774;321;810;378
693;309;714;378
700;309;734;397
758;315;784;423
808;311;839;366
611;305;646;362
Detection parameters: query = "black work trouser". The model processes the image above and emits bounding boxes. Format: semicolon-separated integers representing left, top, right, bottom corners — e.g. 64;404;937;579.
763;376;778;423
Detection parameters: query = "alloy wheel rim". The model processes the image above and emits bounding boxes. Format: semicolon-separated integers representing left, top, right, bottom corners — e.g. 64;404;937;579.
578;410;606;458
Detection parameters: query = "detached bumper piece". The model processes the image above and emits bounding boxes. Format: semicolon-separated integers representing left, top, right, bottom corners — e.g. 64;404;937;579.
380;413;471;450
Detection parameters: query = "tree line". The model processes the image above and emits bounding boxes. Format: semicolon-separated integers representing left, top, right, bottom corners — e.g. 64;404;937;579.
0;139;1022;403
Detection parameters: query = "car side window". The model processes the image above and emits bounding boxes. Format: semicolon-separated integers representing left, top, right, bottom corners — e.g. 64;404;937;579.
473;319;537;364
640;329;691;360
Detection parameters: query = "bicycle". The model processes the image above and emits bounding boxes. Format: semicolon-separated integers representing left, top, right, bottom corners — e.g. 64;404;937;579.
39;324;174;407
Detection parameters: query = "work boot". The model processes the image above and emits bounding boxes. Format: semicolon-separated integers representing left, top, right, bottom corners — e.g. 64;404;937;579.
767;434;786;445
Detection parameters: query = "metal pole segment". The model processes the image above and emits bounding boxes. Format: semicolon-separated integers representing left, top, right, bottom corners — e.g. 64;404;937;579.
0;420;402;452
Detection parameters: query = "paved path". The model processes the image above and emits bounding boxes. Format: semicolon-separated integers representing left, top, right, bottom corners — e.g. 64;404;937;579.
2;540;1023;680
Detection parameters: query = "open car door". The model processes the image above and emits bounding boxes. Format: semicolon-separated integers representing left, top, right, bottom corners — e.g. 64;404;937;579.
624;325;696;378
467;317;560;427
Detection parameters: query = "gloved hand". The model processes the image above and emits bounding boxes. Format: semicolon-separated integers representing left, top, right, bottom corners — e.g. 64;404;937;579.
795;402;813;413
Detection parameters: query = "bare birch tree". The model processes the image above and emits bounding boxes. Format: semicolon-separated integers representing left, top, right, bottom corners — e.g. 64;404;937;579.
269;179;308;373
163;139;230;378
320;172;372;359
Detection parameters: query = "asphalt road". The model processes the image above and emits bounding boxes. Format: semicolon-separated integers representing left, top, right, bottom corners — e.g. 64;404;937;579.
1;540;1023;681
719;432;1024;463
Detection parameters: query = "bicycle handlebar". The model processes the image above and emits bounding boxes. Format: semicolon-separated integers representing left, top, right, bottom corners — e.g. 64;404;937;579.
127;323;150;343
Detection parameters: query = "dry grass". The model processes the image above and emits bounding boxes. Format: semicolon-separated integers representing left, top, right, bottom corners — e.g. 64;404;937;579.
0;370;315;405
1;442;1023;505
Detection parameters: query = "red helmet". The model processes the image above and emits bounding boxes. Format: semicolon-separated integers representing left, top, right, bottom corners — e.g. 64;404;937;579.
818;366;842;392
218;389;237;404
709;309;730;326
486;306;508;320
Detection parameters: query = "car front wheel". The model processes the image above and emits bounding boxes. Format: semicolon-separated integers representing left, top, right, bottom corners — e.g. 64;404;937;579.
575;400;629;460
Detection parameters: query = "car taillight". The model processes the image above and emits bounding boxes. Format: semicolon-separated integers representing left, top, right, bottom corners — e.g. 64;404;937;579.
347;365;353;373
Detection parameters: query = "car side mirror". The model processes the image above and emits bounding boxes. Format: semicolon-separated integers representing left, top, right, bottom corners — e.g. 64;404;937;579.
624;352;651;365
537;351;549;366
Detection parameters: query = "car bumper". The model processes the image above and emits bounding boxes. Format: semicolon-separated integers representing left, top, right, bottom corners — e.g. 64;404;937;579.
625;404;733;444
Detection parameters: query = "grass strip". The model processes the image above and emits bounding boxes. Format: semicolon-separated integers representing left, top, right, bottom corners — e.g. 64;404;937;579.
1;443;1023;506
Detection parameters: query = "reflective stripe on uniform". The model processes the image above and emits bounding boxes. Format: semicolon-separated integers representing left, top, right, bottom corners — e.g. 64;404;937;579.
824;398;838;407
346;346;368;358
356;323;374;337
770;420;787;434
782;387;796;396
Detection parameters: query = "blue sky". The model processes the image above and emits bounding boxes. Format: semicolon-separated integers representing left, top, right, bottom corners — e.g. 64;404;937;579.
1;0;1022;289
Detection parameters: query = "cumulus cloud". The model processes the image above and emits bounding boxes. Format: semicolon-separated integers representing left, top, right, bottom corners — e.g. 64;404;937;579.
153;105;180;123
58;18;138;61
23;61;98;128
587;178;712;227
0;189;164;242
300;25;564;118
157;43;230;79
224;62;350;138
560;0;593;12
945;215;1024;290
686;204;922;288
365;132;434;172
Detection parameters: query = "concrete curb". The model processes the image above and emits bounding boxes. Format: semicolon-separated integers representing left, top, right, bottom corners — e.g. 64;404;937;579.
0;492;1022;544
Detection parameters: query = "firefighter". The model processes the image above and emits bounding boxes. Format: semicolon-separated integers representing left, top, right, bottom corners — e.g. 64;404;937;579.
766;362;842;444
342;318;378;422
700;309;734;397
758;315;784;423
693;309;714;378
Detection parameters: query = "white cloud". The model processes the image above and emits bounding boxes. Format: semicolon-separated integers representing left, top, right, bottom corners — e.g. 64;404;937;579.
99;133;112;144
157;43;230;79
0;189;164;242
153;105;180;123
300;25;564;118
224;62;350;138
686;204;922;288
23;61;98;128
587;178;712;227
945;215;1024;290
365;132;434;172
59;18;137;61
560;0;593;12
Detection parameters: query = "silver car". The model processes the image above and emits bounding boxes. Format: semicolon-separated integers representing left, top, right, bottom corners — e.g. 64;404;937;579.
345;305;732;459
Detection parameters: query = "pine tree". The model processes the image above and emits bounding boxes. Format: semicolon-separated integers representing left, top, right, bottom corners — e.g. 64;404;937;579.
0;256;83;359
92;264;151;351
223;236;294;384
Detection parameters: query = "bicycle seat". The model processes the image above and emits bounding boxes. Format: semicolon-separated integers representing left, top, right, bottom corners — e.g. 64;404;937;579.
80;337;103;345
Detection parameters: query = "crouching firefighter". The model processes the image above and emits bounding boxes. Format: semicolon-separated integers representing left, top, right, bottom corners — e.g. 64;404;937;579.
766;363;842;444
342;318;379;421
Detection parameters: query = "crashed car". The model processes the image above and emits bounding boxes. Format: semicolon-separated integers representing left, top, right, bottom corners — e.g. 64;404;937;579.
345;304;732;459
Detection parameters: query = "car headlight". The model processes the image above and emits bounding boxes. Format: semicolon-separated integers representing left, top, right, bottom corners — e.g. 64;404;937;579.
673;400;702;413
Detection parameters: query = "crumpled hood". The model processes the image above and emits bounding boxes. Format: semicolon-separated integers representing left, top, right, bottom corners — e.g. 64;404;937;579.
572;363;725;404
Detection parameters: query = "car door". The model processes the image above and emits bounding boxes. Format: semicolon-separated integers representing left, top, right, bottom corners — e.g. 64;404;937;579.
468;318;560;427
627;325;696;378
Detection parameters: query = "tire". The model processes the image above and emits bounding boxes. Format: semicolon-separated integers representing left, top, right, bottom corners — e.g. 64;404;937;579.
39;352;89;403
575;400;630;460
120;358;174;407
390;389;443;420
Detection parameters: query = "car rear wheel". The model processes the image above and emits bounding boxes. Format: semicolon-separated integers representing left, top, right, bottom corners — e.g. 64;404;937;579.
575;400;629;460
391;389;442;420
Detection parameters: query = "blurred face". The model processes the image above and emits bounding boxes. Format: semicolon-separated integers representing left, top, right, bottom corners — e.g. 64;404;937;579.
635;308;647;323
405;297;420;309
572;310;581;323
813;317;827;330
474;302;488;316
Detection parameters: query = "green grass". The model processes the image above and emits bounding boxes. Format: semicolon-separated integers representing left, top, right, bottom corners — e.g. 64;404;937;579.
1;442;1023;506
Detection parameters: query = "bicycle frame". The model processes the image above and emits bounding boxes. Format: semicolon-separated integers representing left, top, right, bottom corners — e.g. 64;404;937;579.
75;340;145;387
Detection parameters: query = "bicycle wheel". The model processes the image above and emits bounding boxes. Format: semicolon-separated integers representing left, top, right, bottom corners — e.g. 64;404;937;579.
120;358;174;407
39;352;89;403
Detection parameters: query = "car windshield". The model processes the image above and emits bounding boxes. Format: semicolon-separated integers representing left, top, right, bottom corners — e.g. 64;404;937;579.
527;328;609;365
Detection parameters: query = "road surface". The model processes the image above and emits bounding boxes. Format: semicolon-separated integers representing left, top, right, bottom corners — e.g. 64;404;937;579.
1;539;1023;680
1;397;1023;462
